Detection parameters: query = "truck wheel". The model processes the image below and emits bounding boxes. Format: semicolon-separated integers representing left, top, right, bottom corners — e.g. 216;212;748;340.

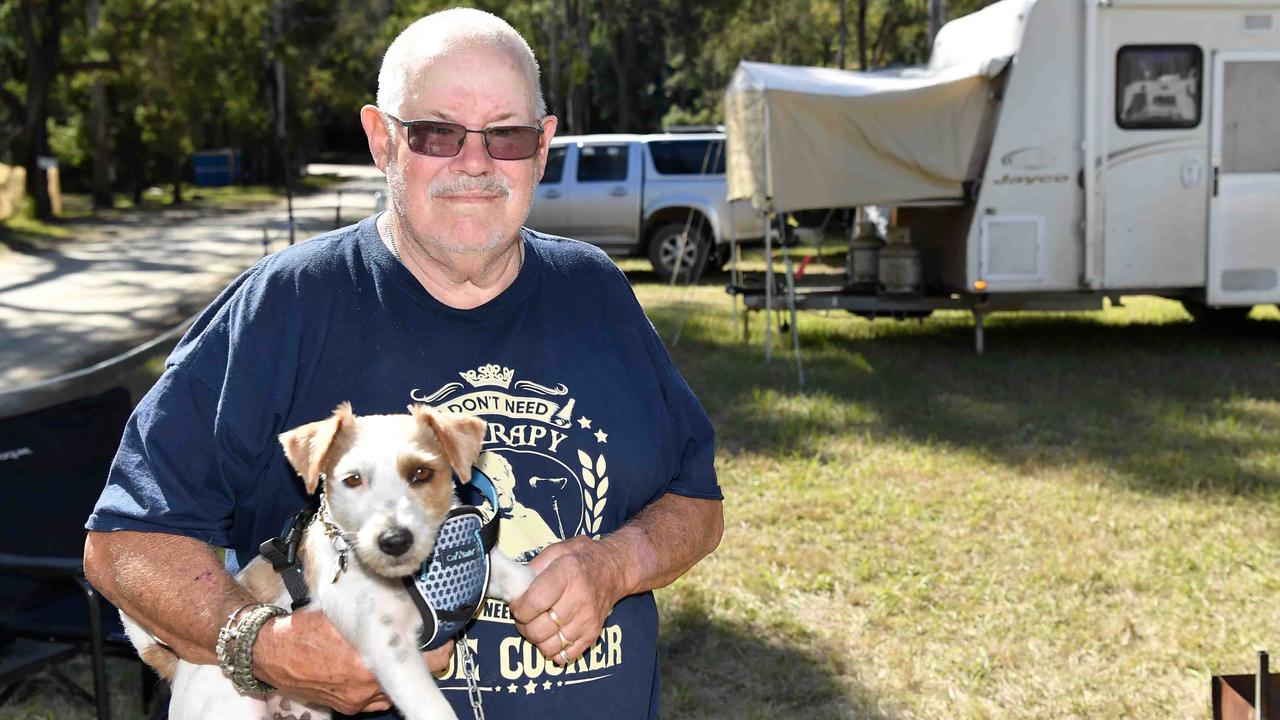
1182;301;1253;328
647;222;710;284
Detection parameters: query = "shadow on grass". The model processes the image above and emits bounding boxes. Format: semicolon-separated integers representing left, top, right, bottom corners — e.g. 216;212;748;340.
660;597;891;720
645;296;1280;499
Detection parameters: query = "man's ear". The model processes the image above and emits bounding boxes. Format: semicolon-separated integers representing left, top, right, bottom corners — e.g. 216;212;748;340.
534;114;559;183
360;105;393;172
279;403;355;494
409;405;487;481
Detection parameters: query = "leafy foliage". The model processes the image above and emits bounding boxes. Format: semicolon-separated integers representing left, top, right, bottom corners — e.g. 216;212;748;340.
0;0;996;208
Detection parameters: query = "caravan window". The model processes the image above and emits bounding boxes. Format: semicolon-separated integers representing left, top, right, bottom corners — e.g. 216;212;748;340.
1116;45;1202;130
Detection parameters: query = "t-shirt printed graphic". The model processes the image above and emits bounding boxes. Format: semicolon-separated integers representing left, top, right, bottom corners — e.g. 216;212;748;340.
424;362;622;701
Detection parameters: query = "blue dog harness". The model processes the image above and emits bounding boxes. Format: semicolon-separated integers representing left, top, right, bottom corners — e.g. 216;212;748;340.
405;468;500;650
261;468;500;651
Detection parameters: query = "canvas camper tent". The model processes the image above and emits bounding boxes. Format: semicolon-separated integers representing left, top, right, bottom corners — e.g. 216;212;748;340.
724;0;1280;353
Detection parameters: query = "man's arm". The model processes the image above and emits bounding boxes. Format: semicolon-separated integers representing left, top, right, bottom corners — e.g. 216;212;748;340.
509;493;723;664
83;530;453;714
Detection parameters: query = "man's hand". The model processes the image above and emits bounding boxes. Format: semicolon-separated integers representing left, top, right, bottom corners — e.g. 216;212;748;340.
508;536;626;666
254;611;455;715
509;494;722;666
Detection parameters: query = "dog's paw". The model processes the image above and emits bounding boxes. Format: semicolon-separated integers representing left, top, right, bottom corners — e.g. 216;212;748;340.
487;551;534;601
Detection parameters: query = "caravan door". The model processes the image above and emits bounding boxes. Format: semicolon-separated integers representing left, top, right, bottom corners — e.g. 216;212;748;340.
1207;52;1280;306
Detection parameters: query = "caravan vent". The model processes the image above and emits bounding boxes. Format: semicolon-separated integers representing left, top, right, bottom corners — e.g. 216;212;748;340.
981;216;1043;281
1243;14;1274;31
1221;269;1278;292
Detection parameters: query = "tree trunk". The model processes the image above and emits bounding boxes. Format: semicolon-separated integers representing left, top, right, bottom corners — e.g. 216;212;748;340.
857;0;868;70
87;0;112;209
600;0;635;131
20;0;64;221
171;155;184;205
546;2;560;118
838;0;848;69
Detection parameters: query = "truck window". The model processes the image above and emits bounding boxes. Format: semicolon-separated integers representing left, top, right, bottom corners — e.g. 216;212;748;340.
649;140;726;175
1116;45;1202;130
577;144;629;182
543;146;567;183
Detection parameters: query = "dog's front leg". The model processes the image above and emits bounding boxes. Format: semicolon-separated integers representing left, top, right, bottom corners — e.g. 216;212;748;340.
327;578;457;720
486;550;533;602
352;626;457;720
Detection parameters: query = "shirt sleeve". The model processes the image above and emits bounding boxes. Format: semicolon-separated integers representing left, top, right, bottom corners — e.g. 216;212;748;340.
643;319;722;501
86;364;235;545
599;260;721;502
86;261;309;549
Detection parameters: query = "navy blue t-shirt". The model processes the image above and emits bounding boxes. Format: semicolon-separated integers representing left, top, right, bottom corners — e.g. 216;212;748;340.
87;215;720;719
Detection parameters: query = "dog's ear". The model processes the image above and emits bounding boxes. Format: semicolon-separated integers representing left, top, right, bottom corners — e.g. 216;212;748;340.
279;402;355;494
410;405;486;482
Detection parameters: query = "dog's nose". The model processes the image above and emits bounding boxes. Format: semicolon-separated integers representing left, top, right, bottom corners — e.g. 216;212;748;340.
378;527;414;557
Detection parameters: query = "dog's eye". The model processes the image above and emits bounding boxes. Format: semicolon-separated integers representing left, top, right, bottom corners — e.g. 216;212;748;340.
341;473;363;488
410;467;434;485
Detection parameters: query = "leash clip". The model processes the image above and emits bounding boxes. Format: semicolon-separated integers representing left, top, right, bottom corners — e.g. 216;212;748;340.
259;507;313;571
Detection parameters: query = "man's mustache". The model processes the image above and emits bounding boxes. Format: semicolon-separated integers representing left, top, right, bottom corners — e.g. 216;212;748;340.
429;175;511;198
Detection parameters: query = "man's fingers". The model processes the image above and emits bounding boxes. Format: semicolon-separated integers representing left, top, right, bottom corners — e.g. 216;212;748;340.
527;541;571;573
359;697;393;713
515;612;560;647
424;639;456;673
509;565;569;622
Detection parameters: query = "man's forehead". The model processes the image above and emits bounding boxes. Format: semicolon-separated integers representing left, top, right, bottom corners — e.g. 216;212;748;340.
399;47;534;121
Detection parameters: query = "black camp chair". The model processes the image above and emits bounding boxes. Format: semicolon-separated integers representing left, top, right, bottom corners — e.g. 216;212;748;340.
0;386;154;720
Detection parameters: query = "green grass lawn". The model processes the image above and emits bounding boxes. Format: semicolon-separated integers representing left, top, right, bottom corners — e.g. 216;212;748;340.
644;262;1280;719
6;261;1279;719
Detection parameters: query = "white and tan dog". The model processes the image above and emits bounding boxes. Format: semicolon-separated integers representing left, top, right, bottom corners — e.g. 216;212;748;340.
122;403;532;720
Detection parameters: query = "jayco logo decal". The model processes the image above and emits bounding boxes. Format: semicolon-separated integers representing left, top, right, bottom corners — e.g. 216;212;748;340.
411;364;618;697
992;173;1070;186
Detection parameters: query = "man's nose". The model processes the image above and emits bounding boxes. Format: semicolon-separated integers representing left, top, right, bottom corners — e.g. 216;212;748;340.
450;130;495;175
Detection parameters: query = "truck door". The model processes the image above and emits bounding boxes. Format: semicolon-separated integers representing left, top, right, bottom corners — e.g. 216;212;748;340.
525;144;572;237
1207;51;1280;306
569;142;642;252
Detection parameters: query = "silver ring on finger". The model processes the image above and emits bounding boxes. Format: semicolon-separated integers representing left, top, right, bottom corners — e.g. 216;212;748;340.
558;649;570;665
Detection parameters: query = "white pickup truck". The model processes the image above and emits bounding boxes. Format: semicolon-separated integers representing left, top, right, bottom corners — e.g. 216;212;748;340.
525;132;763;281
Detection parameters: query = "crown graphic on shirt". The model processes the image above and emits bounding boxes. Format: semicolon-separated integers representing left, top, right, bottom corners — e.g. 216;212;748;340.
459;364;515;389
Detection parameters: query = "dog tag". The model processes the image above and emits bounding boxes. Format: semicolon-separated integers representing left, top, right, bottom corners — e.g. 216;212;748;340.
330;535;350;582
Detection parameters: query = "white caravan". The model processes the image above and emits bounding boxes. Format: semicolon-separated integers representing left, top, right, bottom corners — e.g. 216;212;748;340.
724;0;1280;350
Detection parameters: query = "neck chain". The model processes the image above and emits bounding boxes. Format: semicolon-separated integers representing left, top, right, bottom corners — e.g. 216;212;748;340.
314;476;353;582
384;217;524;278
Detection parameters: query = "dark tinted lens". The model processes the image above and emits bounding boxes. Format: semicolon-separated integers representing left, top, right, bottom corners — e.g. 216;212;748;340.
484;126;541;160
406;121;466;156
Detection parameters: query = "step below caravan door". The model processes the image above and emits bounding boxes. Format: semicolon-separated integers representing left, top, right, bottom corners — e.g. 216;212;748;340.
1207;52;1280;306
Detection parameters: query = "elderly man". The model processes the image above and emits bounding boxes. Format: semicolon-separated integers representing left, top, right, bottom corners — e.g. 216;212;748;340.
83;8;722;719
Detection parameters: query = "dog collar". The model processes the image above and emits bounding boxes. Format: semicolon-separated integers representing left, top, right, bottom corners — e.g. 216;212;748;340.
404;467;501;651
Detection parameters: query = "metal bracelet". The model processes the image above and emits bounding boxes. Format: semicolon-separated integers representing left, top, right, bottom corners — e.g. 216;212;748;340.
216;602;256;680
230;603;288;695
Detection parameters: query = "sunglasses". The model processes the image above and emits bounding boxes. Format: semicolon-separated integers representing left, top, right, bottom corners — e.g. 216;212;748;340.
387;114;544;161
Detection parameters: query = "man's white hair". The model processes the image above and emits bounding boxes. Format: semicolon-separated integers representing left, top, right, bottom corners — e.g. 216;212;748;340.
377;8;546;120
